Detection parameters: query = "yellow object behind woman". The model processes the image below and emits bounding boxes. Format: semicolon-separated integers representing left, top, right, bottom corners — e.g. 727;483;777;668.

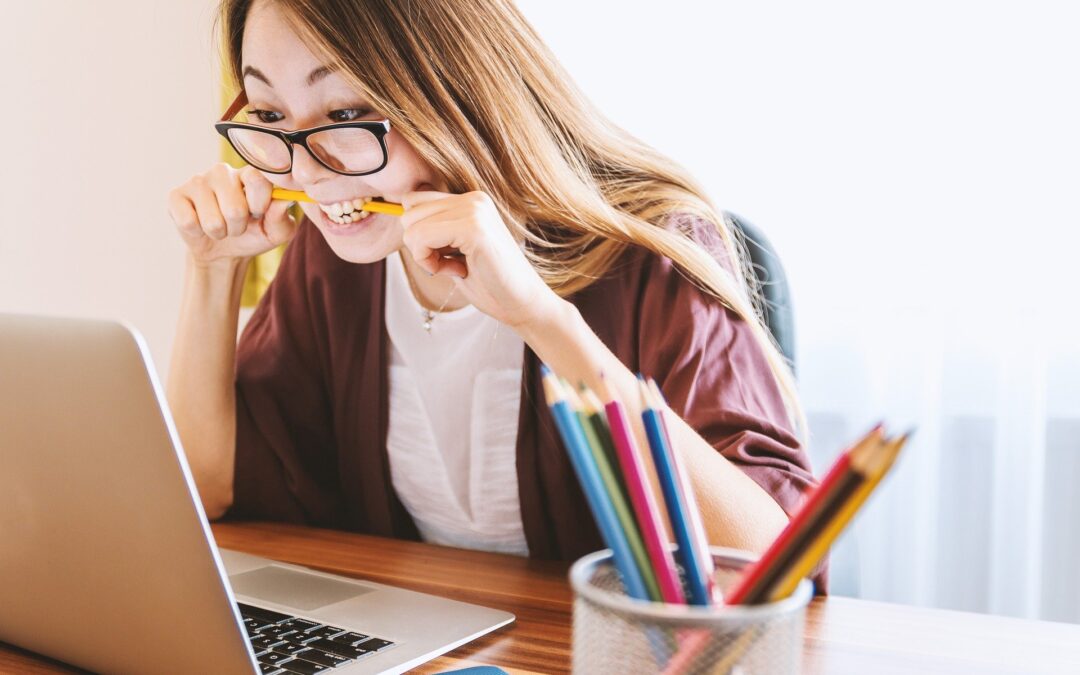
218;83;289;309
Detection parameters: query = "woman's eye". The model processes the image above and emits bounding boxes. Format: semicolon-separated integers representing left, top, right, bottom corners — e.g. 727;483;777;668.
328;108;371;122
246;109;284;124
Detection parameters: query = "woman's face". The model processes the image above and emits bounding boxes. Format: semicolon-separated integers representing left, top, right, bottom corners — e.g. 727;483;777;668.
240;0;441;263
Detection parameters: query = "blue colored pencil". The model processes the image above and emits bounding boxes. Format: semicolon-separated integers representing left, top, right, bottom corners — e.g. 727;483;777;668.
647;378;718;603
639;377;713;605
541;367;649;601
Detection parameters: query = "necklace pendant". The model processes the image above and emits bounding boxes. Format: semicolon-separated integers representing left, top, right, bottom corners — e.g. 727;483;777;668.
422;310;435;333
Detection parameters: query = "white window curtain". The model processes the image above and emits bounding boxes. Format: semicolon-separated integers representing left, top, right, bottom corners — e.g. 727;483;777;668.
519;0;1080;623
800;307;1080;622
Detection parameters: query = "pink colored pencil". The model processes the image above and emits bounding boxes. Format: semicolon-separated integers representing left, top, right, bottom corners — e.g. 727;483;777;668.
597;375;686;604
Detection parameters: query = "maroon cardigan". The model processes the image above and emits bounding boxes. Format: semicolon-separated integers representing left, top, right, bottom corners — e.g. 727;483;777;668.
227;214;823;587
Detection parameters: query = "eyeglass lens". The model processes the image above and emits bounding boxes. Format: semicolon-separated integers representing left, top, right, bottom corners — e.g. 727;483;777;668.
226;126;385;174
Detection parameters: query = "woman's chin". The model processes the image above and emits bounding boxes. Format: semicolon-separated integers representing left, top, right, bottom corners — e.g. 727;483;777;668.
320;232;396;264
312;211;399;264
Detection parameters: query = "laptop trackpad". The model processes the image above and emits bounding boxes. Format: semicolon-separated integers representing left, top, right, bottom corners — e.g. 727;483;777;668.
230;565;374;611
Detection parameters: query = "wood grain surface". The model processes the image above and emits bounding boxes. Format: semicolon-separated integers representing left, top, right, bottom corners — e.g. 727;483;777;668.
3;521;1080;674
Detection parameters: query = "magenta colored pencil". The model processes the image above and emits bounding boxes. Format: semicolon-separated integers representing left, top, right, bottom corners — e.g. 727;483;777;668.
599;379;686;604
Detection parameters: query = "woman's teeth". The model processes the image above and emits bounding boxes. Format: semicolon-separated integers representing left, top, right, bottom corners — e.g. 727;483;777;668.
318;198;371;225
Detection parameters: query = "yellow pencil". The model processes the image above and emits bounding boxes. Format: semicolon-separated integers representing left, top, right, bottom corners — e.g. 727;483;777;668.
766;432;908;601
270;188;405;216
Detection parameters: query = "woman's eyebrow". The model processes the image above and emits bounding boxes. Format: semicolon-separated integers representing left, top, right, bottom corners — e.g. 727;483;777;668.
241;65;333;88
242;65;272;86
306;66;332;85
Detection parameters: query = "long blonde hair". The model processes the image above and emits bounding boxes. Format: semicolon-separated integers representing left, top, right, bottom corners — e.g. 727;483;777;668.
219;0;806;437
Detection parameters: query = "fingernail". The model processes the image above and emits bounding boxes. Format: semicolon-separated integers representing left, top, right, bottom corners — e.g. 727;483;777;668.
252;213;264;220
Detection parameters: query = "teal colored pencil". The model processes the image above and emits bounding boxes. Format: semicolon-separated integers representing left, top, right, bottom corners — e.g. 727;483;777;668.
541;370;649;600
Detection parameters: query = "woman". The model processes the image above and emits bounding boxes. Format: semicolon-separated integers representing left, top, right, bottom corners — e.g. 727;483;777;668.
166;0;817;569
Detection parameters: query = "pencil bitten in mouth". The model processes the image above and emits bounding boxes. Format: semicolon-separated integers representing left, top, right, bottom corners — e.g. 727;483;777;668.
318;198;374;224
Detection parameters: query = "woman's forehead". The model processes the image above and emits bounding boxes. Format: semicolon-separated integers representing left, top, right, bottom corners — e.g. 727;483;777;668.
241;2;325;89
239;1;373;106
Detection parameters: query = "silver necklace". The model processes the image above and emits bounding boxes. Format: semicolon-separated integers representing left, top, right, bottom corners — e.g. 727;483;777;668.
400;253;457;333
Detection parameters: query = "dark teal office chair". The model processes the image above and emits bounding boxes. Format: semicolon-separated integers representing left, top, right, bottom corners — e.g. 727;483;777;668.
723;211;796;374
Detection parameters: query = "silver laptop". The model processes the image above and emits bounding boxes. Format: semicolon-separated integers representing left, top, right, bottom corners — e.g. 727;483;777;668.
0;313;514;674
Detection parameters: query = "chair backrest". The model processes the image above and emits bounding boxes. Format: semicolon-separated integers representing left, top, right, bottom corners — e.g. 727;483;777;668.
722;211;796;374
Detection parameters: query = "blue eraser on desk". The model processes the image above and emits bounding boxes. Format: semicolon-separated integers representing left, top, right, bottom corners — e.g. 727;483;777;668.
437;667;509;675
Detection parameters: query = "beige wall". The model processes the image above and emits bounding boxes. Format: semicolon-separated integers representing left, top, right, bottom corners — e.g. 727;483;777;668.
0;1;220;376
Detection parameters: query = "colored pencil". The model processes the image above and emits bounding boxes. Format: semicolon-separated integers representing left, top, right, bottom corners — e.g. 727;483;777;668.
639;377;712;605
766;432;909;601
724;425;885;605
579;387;633;512
665;429;905;672
647;379;719;604
270;187;404;216
540;368;649;600
566;384;662;602
597;375;687;605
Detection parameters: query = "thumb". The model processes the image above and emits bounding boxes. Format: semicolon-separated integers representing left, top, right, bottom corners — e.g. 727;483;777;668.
262;199;298;246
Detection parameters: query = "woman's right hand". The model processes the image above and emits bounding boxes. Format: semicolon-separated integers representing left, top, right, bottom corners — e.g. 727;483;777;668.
167;163;298;267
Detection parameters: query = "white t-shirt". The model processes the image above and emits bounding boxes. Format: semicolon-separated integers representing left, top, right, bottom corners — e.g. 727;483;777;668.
384;252;529;555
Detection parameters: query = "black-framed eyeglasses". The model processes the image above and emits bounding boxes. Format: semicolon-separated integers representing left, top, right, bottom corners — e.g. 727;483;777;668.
214;90;391;176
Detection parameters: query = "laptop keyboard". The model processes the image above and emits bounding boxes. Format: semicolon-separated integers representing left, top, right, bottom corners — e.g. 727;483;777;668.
238;602;396;674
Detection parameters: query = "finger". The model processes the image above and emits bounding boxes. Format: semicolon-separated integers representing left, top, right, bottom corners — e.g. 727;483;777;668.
213;170;250;238
239;166;273;221
262;199;298;246
400;195;465;235
401;216;471;272
431;255;468;279
401;187;451;211
167;189;202;241
189;181;227;240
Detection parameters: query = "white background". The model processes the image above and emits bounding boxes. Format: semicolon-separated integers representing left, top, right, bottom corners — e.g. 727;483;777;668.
3;0;1078;621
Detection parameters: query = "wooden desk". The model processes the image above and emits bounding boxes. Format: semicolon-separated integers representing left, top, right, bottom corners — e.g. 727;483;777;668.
3;522;1080;674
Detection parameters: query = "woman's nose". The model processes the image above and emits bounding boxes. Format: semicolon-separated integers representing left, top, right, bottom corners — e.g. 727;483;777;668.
289;144;333;185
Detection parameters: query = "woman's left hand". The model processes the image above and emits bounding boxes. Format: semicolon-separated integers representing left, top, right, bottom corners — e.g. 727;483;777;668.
400;189;562;330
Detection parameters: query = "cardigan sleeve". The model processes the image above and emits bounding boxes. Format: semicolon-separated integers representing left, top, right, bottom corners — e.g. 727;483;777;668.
636;217;817;522
225;222;343;525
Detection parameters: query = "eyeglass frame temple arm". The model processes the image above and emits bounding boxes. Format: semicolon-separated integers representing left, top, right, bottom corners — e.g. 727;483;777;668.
222;90;248;122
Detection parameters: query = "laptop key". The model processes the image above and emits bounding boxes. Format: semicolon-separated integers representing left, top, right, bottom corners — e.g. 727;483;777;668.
295;650;350;668
239;603;294;625
328;631;369;646
356;637;393;651
306;638;373;659
258;652;295;667
279;659;330;674
259;664;285;674
284;633;320;647
251;635;287;651
281;619;320;632
305;625;346;640
245;617;272;630
272;643;311;657
259;626;299;639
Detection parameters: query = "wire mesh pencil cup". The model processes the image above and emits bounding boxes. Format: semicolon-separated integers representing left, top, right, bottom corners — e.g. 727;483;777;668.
570;547;812;675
